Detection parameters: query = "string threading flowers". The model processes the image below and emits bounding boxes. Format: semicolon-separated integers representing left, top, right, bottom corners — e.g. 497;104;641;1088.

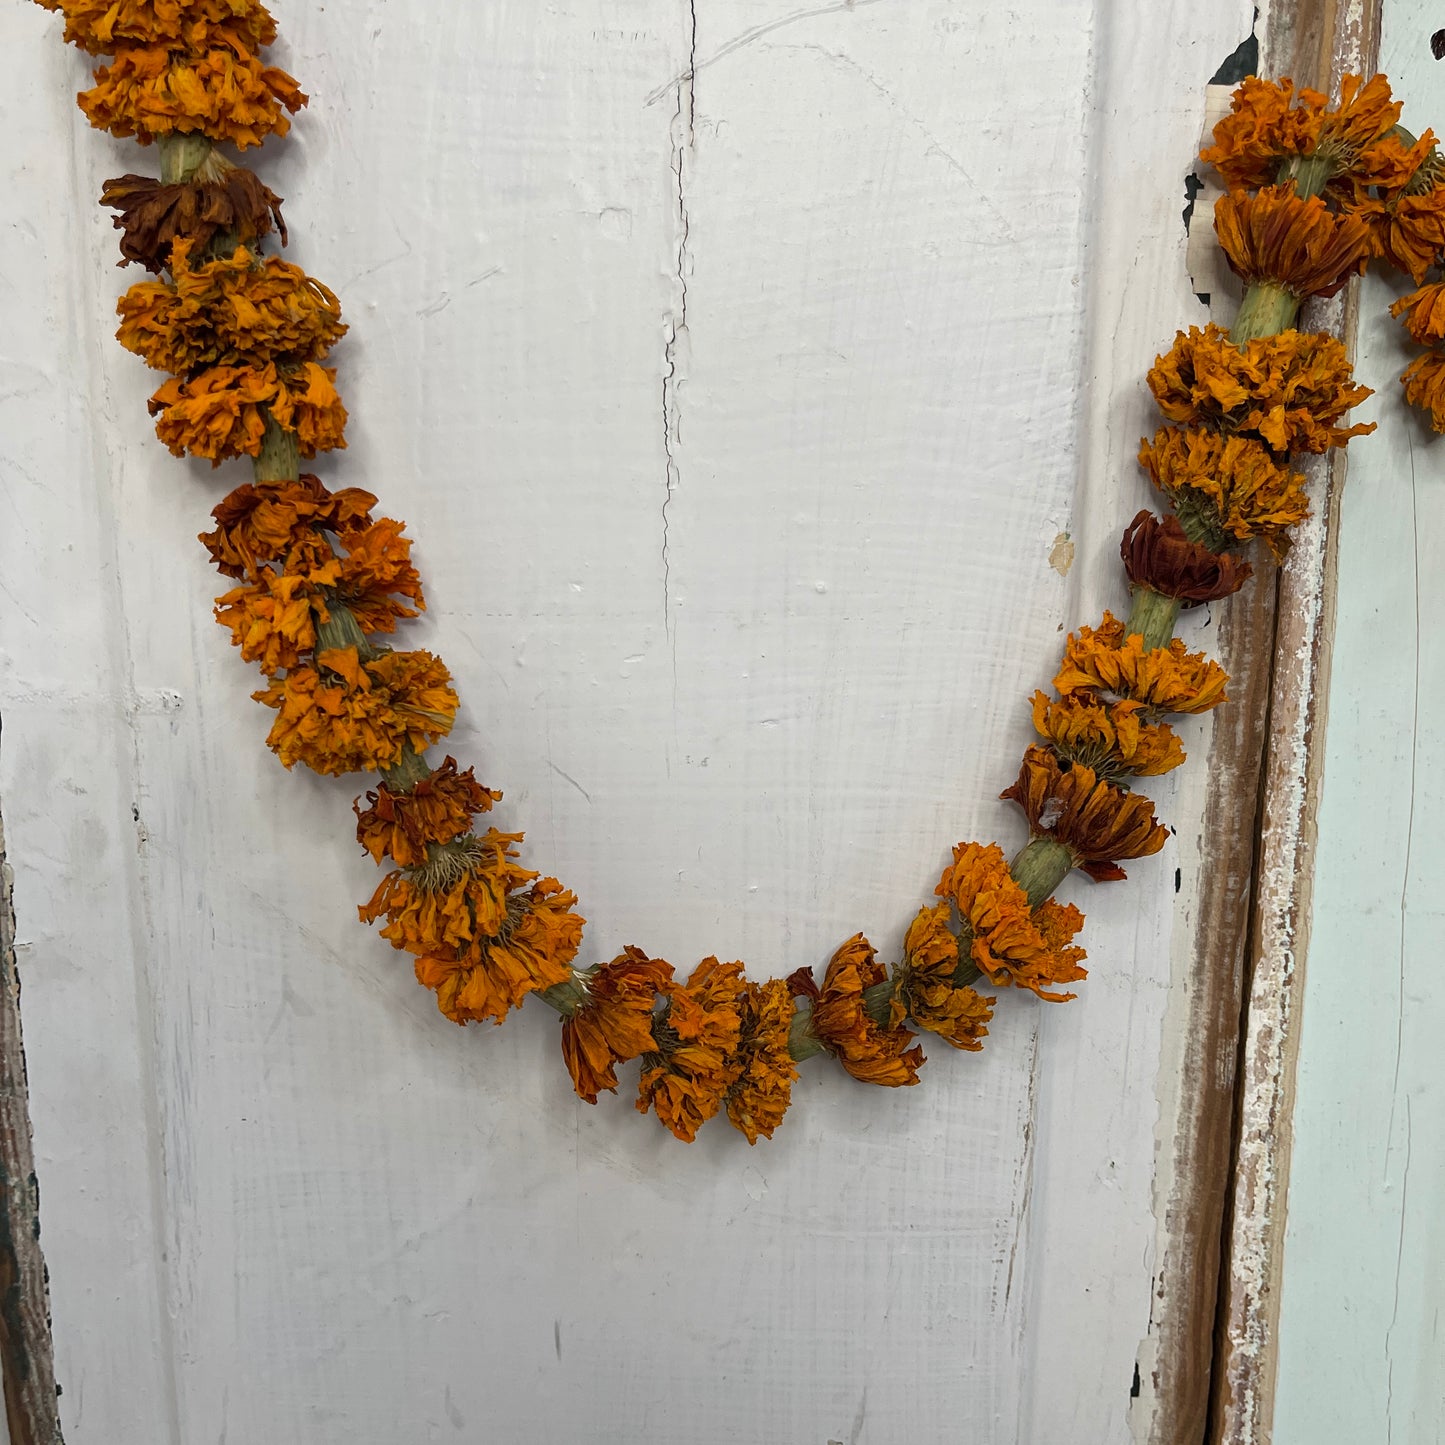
32;0;1430;1141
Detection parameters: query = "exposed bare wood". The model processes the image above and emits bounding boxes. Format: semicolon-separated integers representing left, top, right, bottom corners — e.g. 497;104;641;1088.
0;767;64;1445
1209;4;1382;1444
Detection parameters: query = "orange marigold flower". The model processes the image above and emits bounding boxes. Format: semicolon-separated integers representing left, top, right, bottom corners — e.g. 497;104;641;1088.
361;830;583;1025
1031;688;1185;780
1389;282;1445;346
1344;178;1445;283
1054;611;1228;715
214;564;334;674
636;957;746;1142
201;474;375;579
101;162;285;272
254;645;457;775
1146;324;1372;454
725;978;799;1143
1138;425;1309;559
148;360;346;464
78;41;306;150
1346;125;1438;192
354;756;500;867
1001;744;1169;883
560;946;671;1105
1120;512;1252;606
330;518;425;634
1201;73;1401;191
1400;351;1445;433
810;934;924;1087
1213;185;1371;299
35;0;278;54
117;238;345;373
890;903;994;1048
934;842;1088;1001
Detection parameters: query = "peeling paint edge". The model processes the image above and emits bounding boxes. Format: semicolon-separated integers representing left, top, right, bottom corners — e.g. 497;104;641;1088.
1210;4;1381;1442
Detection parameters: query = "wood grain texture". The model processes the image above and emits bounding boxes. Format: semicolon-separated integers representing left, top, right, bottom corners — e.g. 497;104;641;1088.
0;802;62;1445
0;3;1256;1441
1210;2;1382;1443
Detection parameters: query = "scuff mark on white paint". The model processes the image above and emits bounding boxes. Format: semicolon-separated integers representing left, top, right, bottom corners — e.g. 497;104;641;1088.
642;0;894;107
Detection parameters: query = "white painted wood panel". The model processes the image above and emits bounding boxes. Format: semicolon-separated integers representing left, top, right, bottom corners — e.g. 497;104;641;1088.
1273;7;1445;1441
0;2;1250;1441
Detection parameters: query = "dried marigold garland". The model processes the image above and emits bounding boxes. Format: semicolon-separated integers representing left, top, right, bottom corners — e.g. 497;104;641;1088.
31;3;1437;1140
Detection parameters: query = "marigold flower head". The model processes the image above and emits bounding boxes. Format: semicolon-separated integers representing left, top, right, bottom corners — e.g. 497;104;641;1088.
78;41;306;149
148;360;346;464
1138;425;1309;559
354;756;500;867
1345;180;1445;282
810;934;924;1087
1031;688;1185;781
254;645;457;775
117;238;345;373
1120;511;1252;606
101;162;285;272
330;518;425;634
1146;324;1372;454
725;978;800;1143
1201;73;1401;191
934;842;1088;1001
1400;351;1445;433
1389;282;1445;346
636;958;746;1142
560;947;671;1105
201;474;376;579
1054;611;1229;715
1001;744;1169;883
34;0;278;54
1213;185;1371;299
360;830;583;1025
889;904;994;1047
214;565;333;674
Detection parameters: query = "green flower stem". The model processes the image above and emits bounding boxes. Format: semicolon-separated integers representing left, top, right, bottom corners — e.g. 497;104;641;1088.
381;745;433;793
1125;585;1183;650
789;1001;828;1062
1011;837;1076;910
157;133;212;185
537;975;590;1017
253;415;300;482
314;602;373;657
1230;281;1300;345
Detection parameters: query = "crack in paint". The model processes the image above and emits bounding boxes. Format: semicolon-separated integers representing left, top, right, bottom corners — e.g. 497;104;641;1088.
661;0;696;652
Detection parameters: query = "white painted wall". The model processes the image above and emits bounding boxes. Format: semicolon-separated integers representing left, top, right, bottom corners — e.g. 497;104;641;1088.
1273;7;1445;1441
0;3;1250;1441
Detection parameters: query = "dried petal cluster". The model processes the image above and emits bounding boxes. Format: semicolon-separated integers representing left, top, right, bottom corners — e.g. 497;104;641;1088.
355;757;499;867
361;830;584;1026
148;359;346;463
1201;73;1403;192
1139;425;1309;559
102;163;285;271
118;239;345;372
1147;324;1372;453
809;935;925;1086
1120;511;1252;605
935;843;1086;1001
1214;185;1371;298
1002;747;1170;884
637;958;747;1141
